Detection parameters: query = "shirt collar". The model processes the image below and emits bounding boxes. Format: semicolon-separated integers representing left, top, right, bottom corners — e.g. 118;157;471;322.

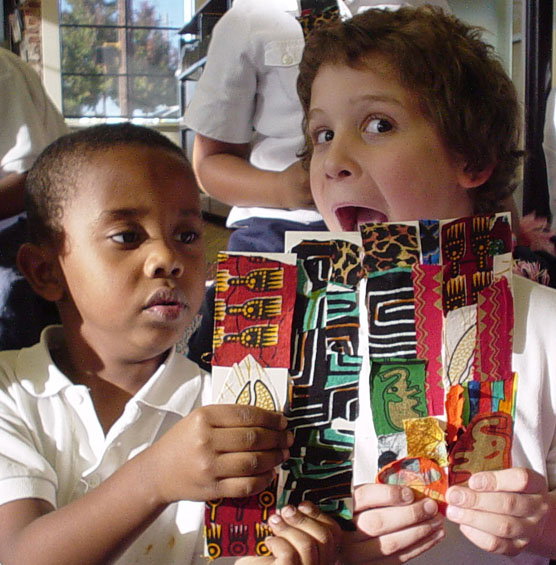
16;325;74;398
16;326;204;417
133;347;204;417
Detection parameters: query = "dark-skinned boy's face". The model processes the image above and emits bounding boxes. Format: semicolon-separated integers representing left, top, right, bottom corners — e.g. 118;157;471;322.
307;58;480;232
55;145;205;363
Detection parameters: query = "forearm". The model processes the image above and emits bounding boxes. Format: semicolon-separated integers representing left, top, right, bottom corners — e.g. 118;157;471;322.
195;152;290;209
0;172;26;219
3;450;165;564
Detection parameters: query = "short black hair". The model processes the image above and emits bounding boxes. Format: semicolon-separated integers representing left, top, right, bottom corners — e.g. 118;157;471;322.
25;123;191;245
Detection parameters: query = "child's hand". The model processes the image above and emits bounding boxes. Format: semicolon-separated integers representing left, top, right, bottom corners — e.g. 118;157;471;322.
148;405;292;504
341;483;445;563
237;502;343;565
446;468;552;556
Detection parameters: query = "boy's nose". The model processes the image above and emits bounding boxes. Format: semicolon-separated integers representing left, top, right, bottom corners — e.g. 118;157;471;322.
323;135;360;181
144;241;184;279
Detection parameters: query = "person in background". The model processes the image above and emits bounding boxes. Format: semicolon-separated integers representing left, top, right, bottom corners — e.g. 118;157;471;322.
0;46;68;351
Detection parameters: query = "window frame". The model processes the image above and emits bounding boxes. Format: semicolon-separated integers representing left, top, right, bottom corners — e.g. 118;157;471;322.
41;0;193;125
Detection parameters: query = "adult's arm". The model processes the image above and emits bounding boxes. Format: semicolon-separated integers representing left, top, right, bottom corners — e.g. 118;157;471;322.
0;171;26;219
192;134;315;210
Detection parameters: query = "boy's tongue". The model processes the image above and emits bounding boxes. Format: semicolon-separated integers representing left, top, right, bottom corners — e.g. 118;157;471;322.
335;206;388;231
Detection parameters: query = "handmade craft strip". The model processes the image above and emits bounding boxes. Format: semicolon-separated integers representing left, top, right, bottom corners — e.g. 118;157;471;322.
358;213;516;506
449;411;513;485
279;236;364;525
207;253;296;559
212;253;297;368
207;358;288;558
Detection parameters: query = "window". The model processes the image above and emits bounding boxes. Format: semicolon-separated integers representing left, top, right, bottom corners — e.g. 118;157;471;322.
58;0;192;120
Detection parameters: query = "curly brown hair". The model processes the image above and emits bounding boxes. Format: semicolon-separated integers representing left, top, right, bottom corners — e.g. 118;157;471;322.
297;6;522;214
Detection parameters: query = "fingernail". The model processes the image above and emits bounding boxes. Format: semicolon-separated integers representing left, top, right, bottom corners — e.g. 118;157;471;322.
401;487;413;502
446;505;462;520
279;415;288;429
447;489;464;505
424;499;437;516
469;474;486;490
430;515;443;529
432;528;445;541
282;505;295;518
286;431;294;446
269;514;282;525
281;448;290;461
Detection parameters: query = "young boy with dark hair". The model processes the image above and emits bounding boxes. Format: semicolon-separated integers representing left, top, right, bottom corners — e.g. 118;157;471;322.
0;123;344;564
298;6;556;563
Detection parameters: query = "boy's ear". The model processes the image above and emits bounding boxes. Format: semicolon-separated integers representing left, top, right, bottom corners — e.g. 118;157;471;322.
458;161;495;189
17;243;65;302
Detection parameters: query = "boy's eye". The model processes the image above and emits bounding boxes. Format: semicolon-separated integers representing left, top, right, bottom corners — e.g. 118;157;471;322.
314;129;334;144
175;231;200;244
365;118;393;134
110;231;140;244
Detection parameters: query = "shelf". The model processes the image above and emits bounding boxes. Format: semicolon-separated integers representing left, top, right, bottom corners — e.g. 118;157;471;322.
178;0;231;35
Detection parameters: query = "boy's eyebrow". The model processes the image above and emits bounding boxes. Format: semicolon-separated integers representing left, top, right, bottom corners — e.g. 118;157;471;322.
308;94;403;120
95;207;202;224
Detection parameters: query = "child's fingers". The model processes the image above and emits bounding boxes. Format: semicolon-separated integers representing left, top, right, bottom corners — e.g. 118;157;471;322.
466;468;546;495
211;426;293;452
214;470;276;499
446;486;545;518
215;449;288;478
264;536;304;565
343;515;445;563
352;483;415;512
297;501;343;540
353;497;440;539
200;404;288;431
278;503;342;555
268;507;338;565
457;523;529;557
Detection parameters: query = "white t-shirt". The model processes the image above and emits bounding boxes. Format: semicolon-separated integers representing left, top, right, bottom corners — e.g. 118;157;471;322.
354;275;556;564
0;48;68;179
0;327;212;564
184;0;322;227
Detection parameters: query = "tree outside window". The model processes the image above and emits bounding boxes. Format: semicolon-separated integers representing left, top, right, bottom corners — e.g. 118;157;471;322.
59;0;185;120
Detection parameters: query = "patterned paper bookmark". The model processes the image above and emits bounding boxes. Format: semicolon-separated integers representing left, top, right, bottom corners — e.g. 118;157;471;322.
278;235;365;525
206;252;296;559
363;213;516;506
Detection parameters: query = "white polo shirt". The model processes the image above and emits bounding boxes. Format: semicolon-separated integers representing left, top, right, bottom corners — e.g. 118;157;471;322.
0;48;68;179
0;326;213;564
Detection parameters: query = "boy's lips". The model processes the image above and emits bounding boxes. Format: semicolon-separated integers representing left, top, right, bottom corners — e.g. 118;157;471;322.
143;288;187;321
334;206;388;231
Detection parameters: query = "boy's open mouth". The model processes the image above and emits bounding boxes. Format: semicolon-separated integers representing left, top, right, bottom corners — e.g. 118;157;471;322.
334;206;388;231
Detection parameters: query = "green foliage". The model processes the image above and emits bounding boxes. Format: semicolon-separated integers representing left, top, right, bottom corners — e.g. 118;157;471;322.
60;0;179;118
